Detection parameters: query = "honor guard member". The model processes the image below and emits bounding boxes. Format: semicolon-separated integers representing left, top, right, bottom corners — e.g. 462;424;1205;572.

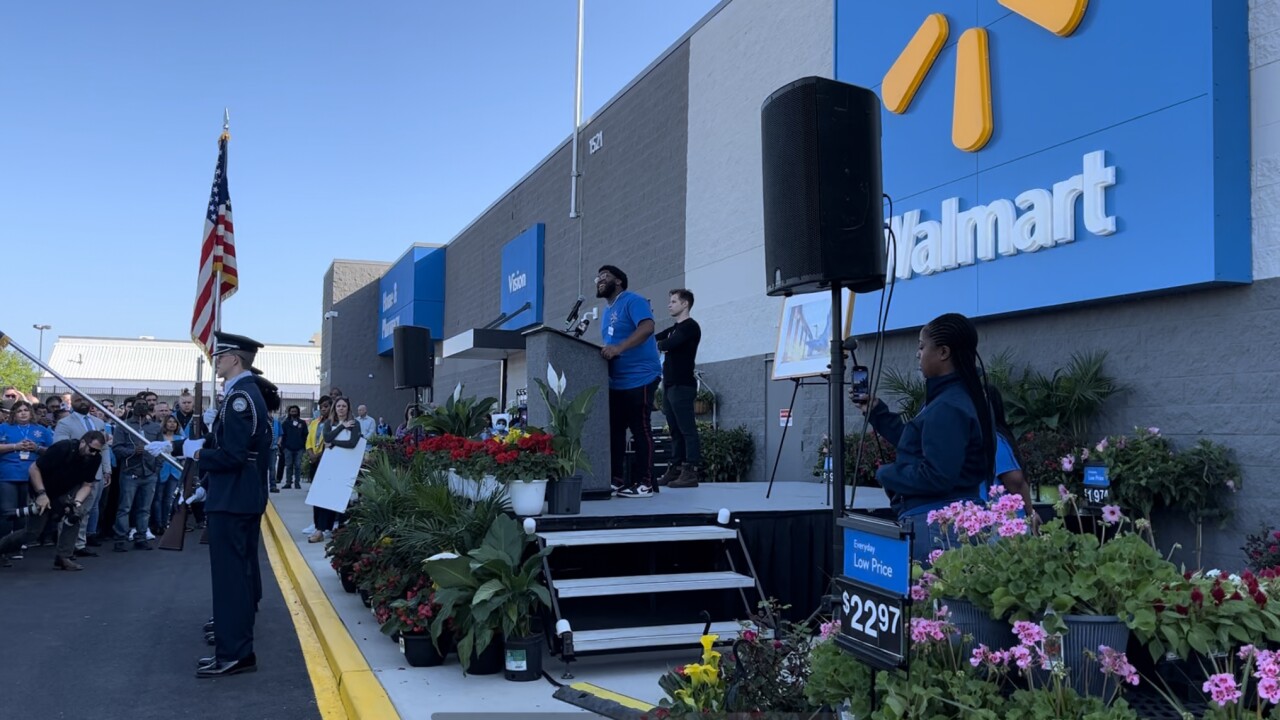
148;331;280;677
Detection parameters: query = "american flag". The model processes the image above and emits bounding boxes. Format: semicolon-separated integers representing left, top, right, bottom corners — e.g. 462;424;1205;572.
191;131;239;356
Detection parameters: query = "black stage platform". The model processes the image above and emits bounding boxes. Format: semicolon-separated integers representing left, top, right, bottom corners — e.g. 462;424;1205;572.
538;481;892;626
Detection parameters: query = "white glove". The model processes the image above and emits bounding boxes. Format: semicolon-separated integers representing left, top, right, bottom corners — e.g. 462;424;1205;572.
203;407;217;427
181;438;205;459
144;441;172;457
184;486;206;505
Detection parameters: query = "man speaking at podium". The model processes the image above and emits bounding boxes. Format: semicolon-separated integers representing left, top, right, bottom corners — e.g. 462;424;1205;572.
595;265;662;499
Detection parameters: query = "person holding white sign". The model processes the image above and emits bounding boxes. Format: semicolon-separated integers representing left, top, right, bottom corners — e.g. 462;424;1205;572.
307;397;360;543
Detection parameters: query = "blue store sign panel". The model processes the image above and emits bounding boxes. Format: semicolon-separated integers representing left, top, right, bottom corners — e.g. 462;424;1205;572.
377;245;446;356
835;0;1252;334
842;524;910;598
499;224;544;331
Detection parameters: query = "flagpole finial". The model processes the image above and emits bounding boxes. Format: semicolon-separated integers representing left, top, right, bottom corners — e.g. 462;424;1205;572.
221;108;231;141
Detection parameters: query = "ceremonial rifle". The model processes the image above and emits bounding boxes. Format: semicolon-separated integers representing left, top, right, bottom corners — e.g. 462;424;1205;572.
159;364;205;551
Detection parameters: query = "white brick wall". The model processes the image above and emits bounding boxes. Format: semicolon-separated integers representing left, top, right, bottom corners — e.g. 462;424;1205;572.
1253;0;1280;279
683;0;834;363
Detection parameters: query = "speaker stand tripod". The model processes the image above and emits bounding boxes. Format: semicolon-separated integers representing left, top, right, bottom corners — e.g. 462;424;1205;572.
764;375;828;500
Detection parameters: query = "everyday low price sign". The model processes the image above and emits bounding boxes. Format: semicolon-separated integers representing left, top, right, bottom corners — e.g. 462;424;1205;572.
1083;463;1111;508
836;515;912;671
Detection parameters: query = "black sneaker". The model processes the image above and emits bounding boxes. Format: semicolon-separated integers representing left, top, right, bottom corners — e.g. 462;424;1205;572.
135;540;154;551
615;485;655;499
610;477;626;496
113;541;129;553
270;486;281;494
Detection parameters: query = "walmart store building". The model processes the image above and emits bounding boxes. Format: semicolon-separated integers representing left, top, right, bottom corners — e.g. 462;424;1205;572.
322;0;1279;567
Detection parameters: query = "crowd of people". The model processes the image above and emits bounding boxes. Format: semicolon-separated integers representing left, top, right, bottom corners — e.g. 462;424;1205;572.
0;384;393;571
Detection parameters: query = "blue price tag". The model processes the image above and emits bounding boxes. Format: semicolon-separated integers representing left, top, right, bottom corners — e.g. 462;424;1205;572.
842;526;910;597
1082;463;1111;507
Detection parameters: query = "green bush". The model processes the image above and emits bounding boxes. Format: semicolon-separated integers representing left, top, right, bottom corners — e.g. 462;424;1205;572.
698;422;754;482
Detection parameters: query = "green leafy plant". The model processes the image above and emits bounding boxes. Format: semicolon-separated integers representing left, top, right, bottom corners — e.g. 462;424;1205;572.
1243;526;1280;572
879;365;926;420
721;600;813;714
697;423;754;482
657;633;729;717
812;431;894;487
532;363;599;478
1174;439;1242;527
1133;569;1280;663
412;385;498;438
0;347;39;395
804;635;872;715
988;350;1122;440
424;514;553;671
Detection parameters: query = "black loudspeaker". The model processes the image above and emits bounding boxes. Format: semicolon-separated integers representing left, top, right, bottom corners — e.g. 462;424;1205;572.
761;76;886;296
393;325;434;390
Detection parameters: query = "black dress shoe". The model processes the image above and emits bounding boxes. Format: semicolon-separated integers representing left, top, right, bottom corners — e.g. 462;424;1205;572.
197;655;216;668
203;620;215;633
73;548;99;558
195;654;256;678
205;631;216;646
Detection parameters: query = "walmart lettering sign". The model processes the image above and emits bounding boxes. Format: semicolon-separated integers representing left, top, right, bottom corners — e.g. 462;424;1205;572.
836;0;1251;334
499;224;545;331
377;245;445;356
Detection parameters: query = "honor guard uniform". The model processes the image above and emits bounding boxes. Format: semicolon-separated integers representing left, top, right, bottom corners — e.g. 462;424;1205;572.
171;331;280;678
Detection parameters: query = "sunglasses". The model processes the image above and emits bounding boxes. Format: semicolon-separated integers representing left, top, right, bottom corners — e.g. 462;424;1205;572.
3;393;17;399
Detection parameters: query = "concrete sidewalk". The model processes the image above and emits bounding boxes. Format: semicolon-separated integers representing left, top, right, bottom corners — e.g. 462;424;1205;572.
270;486;691;718
0;521;322;720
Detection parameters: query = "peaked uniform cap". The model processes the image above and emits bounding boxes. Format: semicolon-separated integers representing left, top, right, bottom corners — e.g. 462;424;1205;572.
211;331;266;375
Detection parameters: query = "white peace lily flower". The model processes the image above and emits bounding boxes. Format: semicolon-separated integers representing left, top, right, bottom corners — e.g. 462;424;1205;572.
1205;569;1222;579
426;551;459;562
1229;574;1243;585
452;384;463;402
557;369;568;395
546;363;560;397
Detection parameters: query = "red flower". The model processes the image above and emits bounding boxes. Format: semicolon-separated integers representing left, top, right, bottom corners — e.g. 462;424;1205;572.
1191;588;1205;607
1153;600;1166;614
1210;585;1227;605
1175;604;1190;615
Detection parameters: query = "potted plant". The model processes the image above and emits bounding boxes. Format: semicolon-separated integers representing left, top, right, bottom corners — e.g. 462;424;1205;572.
412;384;498;438
485;429;558;516
424;514;553;678
694;387;715;416
698;423;754;483
326;525;364;594
382;579;448;667
533;363;599;515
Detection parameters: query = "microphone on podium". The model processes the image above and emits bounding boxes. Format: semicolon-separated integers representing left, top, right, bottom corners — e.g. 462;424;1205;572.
564;295;585;330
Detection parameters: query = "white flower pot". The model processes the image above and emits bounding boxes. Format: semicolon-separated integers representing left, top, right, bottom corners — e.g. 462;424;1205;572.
508;479;548;516
448;470;502;501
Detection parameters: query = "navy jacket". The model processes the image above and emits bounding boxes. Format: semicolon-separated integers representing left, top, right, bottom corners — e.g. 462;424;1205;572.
867;373;987;518
176;375;272;515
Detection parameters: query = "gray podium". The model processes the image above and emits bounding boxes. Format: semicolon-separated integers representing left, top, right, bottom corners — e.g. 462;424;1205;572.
522;327;611;498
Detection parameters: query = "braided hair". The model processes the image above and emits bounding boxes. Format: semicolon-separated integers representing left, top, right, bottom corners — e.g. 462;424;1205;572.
923;313;995;475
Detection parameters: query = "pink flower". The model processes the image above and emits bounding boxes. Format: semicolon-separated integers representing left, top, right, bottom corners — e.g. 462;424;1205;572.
1100;505;1123;524
1058;484;1070;497
1013;621;1046;646
1147;427;1160;435
909;616;954;644
927;549;944;566
1227;480;1236;492
1081;448;1091;461
1099;645;1140;686
818;621;839;641
1203;673;1242;707
1096;438;1110;453
1258;677;1280;704
742;629;758;643
992;493;1025;517
998;519;1029;537
1060;456;1075;472
1009;645;1033;669
969;645;989;667
988;483;1006;499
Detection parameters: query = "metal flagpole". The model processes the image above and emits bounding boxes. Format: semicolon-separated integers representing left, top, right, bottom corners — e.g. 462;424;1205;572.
213;108;230;335
0;330;183;472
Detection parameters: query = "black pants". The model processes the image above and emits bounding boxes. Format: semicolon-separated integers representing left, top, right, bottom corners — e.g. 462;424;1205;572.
208;511;259;662
609;379;659;487
661;384;702;466
313;506;342;532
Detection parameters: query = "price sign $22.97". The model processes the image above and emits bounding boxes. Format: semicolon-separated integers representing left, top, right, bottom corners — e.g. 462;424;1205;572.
836;577;906;660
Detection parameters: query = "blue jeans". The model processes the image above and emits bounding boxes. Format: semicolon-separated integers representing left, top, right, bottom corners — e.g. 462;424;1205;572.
114;473;158;540
267;446;278;488
283;448;303;486
153;477;180;528
661;384;701;466
0;481;29;536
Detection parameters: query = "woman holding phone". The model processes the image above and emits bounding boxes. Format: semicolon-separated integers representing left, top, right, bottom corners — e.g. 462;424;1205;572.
854;313;994;563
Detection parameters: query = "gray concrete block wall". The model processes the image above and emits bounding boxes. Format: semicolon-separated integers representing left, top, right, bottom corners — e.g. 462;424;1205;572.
324;260;418;424
433;41;690;400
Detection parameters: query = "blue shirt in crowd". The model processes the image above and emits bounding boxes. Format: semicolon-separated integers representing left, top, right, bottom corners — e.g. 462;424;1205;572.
600;290;662;391
0;423;55;481
979;434;1021;502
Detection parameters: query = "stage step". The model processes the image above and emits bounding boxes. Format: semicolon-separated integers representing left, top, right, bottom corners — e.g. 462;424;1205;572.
572;621;753;653
555;571;755;598
539;525;737;547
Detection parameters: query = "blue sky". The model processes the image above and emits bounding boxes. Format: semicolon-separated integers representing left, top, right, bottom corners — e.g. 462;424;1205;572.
0;0;720;359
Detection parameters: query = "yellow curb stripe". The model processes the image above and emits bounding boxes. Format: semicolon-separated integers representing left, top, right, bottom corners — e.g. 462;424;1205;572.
262;515;345;720
568;682;655;712
263;503;401;720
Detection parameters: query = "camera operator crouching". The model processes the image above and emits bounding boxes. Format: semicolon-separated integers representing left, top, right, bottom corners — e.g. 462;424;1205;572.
0;431;108;571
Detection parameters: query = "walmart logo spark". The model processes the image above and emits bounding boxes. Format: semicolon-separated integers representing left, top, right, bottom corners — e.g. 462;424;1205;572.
883;0;1088;152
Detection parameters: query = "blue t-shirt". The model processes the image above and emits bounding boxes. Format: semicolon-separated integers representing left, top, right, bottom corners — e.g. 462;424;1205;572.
980;435;1022;502
600;290;662;390
0;423;55;481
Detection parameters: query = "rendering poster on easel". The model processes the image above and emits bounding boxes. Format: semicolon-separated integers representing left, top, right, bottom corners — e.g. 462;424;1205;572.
771;289;854;380
305;438;368;513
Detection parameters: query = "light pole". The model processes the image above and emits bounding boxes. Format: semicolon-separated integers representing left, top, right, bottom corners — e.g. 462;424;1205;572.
32;324;51;361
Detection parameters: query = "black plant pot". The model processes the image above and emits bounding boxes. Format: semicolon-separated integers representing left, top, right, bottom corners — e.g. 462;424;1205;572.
466;637;505;676
340;570;358;594
547;475;583;515
503;632;545;681
400;633;447;667
359;588;372;608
